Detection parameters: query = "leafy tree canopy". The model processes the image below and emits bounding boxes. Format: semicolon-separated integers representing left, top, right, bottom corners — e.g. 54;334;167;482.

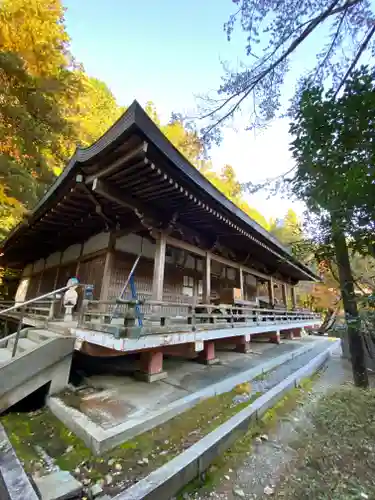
289;66;375;387
290;66;375;257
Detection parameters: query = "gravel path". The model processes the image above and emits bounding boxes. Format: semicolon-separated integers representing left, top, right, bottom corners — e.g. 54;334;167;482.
188;344;352;500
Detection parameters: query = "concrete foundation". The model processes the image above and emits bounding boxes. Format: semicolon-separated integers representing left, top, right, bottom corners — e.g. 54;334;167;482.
48;337;328;454
115;340;341;500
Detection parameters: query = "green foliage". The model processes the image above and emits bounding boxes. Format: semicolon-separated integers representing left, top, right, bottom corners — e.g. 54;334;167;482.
290;66;375;255
269;209;302;250
0;0;125;236
0;50;72;223
0;0;76;230
70;75;125;147
290;67;375;386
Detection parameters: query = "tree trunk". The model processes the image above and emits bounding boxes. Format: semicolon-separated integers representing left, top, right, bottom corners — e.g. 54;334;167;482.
331;217;369;388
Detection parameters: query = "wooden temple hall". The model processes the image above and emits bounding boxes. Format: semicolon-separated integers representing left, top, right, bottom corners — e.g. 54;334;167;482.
0;101;320;381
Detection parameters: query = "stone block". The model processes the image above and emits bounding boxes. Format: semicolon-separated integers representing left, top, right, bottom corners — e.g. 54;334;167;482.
34;470;82;500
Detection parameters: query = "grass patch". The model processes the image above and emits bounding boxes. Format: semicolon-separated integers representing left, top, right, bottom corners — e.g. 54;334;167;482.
274;385;375;500
1;381;260;496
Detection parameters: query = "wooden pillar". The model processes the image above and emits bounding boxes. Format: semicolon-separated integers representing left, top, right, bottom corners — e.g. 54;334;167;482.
152;232;167;301
268;278;275;307
100;233;116;301
100;252;114;301
282;283;288;308
291;286;297;309
203;252;211;303
239;266;244;300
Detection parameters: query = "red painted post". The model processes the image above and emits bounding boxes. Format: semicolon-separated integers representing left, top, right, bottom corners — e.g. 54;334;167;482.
135;350;167;382
234;335;252;353
284;329;294;340
269;331;281;344
293;328;302;338
198;341;219;365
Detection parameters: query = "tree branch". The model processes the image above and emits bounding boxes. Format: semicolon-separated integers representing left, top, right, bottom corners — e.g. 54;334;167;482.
333;23;375;98
203;0;362;134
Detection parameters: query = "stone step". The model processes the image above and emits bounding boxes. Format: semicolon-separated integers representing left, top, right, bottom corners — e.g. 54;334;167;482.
0;348;12;365
7;337;39;354
34;470;83;500
27;329;56;344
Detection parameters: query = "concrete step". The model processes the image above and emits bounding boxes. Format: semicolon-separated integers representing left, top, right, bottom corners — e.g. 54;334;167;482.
27;329;56;344
0;348;12;365
7;337;39;354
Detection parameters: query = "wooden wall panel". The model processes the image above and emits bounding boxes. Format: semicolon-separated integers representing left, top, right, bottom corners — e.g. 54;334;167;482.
78;255;106;300
108;250;261;305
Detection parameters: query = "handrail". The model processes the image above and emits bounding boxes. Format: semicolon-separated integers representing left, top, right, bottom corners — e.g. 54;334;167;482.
1;282;83;359
0;283;82;316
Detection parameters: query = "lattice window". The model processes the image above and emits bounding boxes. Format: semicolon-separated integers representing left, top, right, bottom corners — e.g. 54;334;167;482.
182;275;194;297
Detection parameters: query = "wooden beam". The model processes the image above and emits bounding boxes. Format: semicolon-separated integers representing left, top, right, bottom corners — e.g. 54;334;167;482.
163;233;277;282
152;231;167;301
92;178;144;213
86;143;148;184
210;253;270;281
79;182;114;228
162;233;205;257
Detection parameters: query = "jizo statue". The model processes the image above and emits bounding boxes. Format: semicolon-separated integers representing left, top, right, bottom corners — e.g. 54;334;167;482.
63;277;79;321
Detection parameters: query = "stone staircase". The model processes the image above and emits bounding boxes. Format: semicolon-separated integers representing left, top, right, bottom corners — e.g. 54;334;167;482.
0;328;75;414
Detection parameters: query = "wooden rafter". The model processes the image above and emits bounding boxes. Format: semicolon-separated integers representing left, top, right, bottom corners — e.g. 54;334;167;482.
86;142;149;184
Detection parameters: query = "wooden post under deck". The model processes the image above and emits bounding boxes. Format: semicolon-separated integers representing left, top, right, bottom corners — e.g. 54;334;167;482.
152;232;167;301
268;278;275;307
203;252;211;303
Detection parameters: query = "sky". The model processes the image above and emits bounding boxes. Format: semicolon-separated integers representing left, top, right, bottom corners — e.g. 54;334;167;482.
63;0;323;221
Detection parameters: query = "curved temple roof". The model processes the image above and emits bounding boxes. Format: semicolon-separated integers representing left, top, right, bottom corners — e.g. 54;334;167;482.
0;101;318;282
